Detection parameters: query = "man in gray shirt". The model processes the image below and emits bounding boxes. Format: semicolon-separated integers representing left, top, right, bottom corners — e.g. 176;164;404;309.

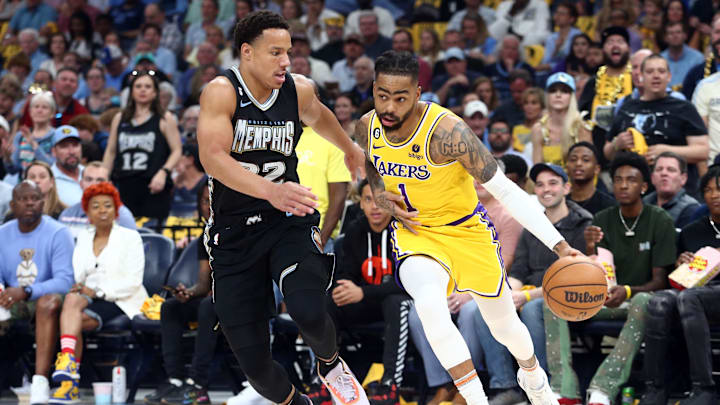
642;152;700;229
58;161;136;238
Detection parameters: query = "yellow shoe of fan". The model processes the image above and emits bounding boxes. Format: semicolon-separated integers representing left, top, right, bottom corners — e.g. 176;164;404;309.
52;352;80;382
48;381;80;404
627;128;648;155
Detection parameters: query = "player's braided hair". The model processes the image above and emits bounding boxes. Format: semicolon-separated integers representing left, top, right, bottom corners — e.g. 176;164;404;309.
374;50;419;83
234;10;289;50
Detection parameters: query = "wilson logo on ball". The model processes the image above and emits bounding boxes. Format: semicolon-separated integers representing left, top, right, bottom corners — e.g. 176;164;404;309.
564;291;605;304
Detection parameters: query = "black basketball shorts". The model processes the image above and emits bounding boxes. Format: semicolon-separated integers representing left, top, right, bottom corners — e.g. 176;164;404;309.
206;210;335;327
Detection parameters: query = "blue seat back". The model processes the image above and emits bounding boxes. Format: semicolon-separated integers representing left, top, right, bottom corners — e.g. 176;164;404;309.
166;238;200;288
140;234;175;295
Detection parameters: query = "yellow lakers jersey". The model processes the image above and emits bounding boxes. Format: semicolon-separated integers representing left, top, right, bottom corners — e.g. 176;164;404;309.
367;102;479;227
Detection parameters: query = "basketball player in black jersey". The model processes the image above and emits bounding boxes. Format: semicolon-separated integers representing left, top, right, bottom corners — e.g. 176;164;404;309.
197;11;369;405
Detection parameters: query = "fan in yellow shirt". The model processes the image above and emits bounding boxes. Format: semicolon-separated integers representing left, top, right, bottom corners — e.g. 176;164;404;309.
296;126;352;246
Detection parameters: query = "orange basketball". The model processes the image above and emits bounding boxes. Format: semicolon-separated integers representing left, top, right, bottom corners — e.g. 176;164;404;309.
542;256;608;322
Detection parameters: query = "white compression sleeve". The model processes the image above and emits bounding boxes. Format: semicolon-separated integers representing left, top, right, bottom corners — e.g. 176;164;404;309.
481;169;564;252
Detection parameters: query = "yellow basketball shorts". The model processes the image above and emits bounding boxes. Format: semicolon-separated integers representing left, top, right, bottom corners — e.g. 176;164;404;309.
390;205;506;298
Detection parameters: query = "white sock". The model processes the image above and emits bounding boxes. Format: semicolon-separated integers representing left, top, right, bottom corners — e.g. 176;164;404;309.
169;378;183;387
453;370;488;405
588;390;610;405
520;359;546;390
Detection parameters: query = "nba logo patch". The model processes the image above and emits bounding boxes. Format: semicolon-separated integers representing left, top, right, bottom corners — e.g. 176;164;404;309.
373;128;381;139
412;144;420;153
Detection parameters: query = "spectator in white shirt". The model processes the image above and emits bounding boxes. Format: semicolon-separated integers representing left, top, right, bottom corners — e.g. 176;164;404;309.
488;0;550;47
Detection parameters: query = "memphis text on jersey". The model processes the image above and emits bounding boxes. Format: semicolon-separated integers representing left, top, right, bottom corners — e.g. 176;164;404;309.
231;119;295;155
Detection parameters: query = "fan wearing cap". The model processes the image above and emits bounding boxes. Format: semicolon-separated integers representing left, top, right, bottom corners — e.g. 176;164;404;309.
50;125;84;207
431;47;483;112
578;27;633;166
312;16;346;67
605;53;708;194
530;72;591;166
331;32;366;92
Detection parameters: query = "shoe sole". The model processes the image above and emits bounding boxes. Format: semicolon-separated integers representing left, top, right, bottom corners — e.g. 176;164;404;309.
48;399;80;405
51;370;80;383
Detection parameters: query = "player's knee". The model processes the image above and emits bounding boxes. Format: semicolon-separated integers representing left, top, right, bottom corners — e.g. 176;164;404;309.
414;300;453;343
279;252;333;297
285;296;327;332
486;311;524;344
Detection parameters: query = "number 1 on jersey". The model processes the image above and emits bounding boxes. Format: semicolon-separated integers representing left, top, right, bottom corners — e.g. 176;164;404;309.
398;183;416;212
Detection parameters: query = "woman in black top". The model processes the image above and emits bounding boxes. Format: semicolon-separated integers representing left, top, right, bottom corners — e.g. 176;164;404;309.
102;71;182;222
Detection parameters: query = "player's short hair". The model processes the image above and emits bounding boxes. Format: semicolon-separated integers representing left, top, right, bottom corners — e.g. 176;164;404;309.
374;50;419;83
234;10;289;50
610;151;650;183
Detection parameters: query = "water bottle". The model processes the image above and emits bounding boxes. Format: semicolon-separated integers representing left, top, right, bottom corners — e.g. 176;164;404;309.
621;386;634;405
111;366;126;403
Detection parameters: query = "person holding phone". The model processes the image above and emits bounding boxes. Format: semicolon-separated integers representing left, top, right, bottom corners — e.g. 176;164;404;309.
144;180;217;405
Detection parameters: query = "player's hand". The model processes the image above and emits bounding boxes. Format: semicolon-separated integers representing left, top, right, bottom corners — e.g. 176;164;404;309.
268;181;318;216
375;191;420;234
344;142;366;182
584;226;604;255
676;251;695;268
553;240;583;258
332;279;363;306
447;293;472;314
605;285;627;308
148;170;167;194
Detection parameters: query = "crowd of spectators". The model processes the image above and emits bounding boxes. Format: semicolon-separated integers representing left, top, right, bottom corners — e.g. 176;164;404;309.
0;1;719;405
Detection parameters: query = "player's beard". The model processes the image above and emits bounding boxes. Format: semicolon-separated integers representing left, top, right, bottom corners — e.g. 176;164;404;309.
379;108;413;132
604;51;629;69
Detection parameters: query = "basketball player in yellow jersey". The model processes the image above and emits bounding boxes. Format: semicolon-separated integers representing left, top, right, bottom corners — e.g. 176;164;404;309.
355;51;584;405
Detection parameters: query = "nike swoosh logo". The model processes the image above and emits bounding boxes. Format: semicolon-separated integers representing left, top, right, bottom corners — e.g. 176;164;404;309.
240;100;252;108
372;144;385;150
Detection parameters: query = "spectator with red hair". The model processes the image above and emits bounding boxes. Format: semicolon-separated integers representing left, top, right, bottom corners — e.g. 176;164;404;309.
49;182;147;404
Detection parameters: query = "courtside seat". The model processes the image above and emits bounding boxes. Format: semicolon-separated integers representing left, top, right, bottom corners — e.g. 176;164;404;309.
132;237;199;333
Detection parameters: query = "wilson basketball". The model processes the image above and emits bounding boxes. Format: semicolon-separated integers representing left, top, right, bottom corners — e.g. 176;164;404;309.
542;256;608;322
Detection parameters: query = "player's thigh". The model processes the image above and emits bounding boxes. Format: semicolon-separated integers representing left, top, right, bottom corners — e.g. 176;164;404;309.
212;253;276;328
269;224;334;297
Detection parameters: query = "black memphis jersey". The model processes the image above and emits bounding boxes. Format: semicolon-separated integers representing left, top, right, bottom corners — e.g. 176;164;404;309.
113;113;168;180
210;67;303;221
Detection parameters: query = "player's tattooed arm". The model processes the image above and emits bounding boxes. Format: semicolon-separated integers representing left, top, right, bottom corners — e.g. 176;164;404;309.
354;114;418;231
429;116;498;183
354;115;388;205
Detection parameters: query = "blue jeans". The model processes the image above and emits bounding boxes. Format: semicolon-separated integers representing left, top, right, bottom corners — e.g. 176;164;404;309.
519;298;547;371
408;300;489;388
